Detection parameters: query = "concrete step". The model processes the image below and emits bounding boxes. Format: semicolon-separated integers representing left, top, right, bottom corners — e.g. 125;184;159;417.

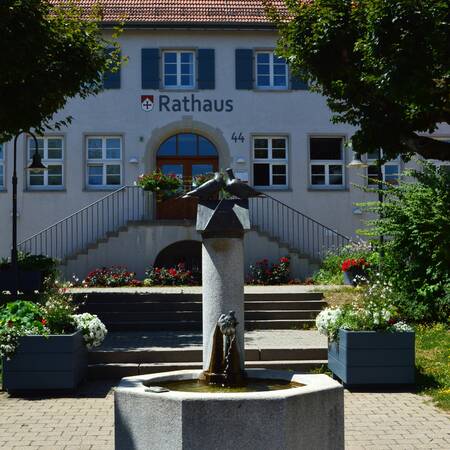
245;319;315;330
88;347;327;364
82;300;326;314
87;359;327;379
105;321;202;332
92;310;320;323
246;300;326;311
76;291;324;304
101;319;317;331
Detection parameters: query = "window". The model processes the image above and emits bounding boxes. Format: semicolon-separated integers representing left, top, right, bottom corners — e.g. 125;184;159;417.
0;143;4;190
255;51;288;89
367;151;400;185
27;137;64;189
163;51;195;89
86;136;122;188
309;137;345;187
252;137;288;188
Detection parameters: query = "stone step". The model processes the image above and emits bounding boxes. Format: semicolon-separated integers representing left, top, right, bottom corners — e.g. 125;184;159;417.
100;318;317;331
76;291;324;304
88;347;327;364
92;310;320;322
87;359;327;380
82;300;326;313
245;319;316;330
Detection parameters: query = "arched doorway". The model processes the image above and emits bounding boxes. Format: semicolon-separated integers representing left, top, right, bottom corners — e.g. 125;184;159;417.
154;240;201;271
156;133;219;219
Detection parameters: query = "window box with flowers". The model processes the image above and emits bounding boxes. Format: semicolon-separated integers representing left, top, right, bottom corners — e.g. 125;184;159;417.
1;292;107;393
341;258;370;286
136;170;181;199
316;283;415;386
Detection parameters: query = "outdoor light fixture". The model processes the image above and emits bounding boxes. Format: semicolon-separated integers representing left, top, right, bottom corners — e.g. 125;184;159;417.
128;157;139;164
236;157;246;164
348;154;368;169
10;131;47;298
28;149;47;172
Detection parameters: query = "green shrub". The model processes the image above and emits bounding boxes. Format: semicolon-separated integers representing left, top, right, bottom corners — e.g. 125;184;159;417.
313;241;379;284
360;162;450;322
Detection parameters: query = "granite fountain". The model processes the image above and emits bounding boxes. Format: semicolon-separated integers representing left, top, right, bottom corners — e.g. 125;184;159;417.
114;170;344;450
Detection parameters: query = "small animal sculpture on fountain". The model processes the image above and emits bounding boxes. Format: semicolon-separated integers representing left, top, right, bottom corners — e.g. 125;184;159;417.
202;310;244;387
182;172;225;200
182;168;261;200
224;168;262;199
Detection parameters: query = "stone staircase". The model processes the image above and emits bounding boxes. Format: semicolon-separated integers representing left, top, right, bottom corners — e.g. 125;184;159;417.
77;290;326;332
88;346;328;379
75;289;328;379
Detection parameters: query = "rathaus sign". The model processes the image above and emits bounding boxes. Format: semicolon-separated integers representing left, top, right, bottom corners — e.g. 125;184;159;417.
141;94;234;113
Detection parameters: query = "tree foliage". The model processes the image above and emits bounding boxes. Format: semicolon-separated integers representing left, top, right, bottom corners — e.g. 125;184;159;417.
359;162;450;322
266;0;450;161
0;0;121;141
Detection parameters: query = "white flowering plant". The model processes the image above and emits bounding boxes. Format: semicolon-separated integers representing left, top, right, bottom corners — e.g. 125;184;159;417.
71;313;107;349
0;293;107;358
316;278;413;341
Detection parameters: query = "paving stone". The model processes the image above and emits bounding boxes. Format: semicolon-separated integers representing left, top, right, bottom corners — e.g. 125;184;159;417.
0;380;448;449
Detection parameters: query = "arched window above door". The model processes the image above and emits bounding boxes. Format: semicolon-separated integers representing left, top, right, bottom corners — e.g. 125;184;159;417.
157;133;218;157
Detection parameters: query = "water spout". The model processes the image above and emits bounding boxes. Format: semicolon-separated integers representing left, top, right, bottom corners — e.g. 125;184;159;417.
201;311;245;387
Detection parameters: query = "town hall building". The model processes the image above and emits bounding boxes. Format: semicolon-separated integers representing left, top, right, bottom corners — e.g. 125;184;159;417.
1;0;449;279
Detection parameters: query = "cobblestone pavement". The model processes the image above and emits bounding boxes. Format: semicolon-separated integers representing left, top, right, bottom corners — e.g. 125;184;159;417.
0;382;448;449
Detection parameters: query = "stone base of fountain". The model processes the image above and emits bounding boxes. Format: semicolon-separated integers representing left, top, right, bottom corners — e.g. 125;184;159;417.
114;369;344;450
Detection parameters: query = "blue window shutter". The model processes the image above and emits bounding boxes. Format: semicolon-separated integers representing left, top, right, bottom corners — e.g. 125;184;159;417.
142;48;160;89
198;49;215;90
103;50;121;89
235;49;253;90
291;72;308;90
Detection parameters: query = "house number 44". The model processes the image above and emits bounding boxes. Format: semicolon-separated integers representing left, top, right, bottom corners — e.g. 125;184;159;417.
231;132;245;143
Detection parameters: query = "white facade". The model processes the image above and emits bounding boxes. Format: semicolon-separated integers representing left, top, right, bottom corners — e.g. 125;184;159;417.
1;28;449;270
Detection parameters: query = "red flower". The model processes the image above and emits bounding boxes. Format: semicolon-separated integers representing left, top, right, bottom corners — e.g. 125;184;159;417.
280;257;290;263
41;318;47;326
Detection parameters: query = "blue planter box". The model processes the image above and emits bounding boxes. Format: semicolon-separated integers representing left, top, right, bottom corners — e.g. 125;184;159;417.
0;269;44;294
328;329;415;386
2;330;87;393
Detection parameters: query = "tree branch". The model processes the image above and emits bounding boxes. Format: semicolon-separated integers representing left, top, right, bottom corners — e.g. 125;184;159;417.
401;133;450;161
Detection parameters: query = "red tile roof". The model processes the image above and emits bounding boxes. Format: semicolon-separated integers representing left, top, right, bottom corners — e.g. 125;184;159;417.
54;1;287;27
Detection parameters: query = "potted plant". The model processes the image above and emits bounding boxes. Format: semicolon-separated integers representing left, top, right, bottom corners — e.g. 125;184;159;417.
0;253;58;294
341;257;370;286
0;287;107;393
136;170;181;198
316;281;415;386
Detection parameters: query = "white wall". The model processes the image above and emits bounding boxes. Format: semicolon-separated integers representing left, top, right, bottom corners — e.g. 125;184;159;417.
61;223;317;281
1;28;449;258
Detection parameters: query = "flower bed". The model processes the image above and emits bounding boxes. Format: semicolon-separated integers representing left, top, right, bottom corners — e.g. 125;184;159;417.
316;279;415;386
143;263;200;286
246;257;291;285
0;288;107;392
82;267;142;288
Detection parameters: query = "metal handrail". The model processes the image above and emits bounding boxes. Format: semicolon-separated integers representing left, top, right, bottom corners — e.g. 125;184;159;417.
18;185;350;263
18;186;152;261
249;194;350;261
263;193;350;241
20;186;128;241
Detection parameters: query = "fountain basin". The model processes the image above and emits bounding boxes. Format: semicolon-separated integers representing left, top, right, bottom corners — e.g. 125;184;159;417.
115;369;344;450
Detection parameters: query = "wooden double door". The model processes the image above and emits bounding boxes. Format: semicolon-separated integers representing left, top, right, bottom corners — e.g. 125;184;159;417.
156;157;218;220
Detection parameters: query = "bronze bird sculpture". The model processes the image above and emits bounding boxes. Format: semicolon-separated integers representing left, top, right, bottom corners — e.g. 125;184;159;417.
224;168;262;199
182;172;225;200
